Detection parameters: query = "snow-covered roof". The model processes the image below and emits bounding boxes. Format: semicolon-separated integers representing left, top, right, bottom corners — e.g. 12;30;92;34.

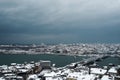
78;74;96;80
46;77;63;80
25;64;33;69
39;69;51;75
15;65;22;69
0;77;5;80
67;73;96;80
61;69;71;74
44;72;56;77
108;67;117;74
11;63;17;66
101;75;112;80
90;68;107;75
67;72;81;78
19;69;28;72
27;74;38;80
4;73;15;77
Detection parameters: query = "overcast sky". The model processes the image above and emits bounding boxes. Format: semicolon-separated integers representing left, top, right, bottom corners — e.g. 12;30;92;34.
0;0;120;44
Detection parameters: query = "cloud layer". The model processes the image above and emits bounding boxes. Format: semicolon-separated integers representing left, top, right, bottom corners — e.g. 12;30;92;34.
0;0;120;44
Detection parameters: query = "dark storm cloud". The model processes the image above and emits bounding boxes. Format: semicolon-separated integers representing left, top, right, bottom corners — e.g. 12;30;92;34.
0;0;120;44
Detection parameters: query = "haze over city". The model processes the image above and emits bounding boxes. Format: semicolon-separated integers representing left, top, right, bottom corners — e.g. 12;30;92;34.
0;0;120;44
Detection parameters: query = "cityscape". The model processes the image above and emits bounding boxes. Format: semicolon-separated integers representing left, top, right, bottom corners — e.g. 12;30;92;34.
0;0;120;80
0;43;120;80
0;43;120;56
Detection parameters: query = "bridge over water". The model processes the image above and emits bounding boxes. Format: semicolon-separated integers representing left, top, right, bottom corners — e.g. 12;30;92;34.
65;55;109;68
